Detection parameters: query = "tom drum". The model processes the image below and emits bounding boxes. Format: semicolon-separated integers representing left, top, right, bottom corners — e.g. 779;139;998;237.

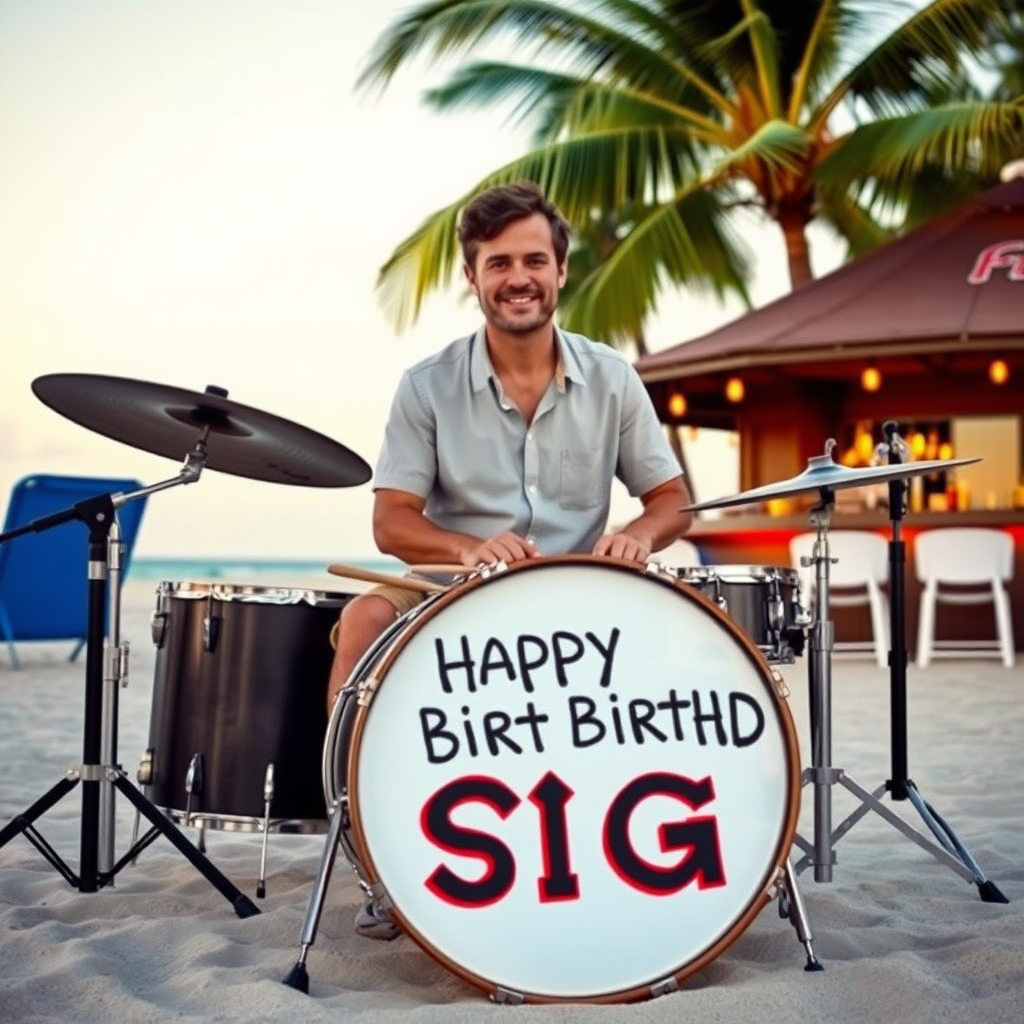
143;581;352;834
680;564;806;663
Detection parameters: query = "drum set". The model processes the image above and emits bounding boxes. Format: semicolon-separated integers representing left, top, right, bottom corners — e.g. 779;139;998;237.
0;376;1007;1005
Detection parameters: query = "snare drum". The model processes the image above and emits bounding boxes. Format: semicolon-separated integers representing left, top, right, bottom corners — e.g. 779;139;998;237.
681;565;806;663
143;581;352;833
324;556;799;1003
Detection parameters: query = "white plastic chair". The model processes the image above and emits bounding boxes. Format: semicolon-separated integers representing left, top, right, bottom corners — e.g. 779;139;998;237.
789;531;890;668
914;528;1015;668
655;537;703;567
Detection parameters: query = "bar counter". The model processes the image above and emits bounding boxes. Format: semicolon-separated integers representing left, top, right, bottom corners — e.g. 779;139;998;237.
683;509;1024;654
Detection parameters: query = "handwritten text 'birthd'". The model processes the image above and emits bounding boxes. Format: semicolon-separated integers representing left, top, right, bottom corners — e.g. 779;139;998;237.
414;627;766;763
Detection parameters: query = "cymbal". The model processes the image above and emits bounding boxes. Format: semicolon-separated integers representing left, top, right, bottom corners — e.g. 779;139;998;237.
682;450;981;512
32;373;372;488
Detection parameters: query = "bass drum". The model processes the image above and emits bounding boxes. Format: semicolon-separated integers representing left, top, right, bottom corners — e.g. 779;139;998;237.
323;556;800;1003
145;581;352;832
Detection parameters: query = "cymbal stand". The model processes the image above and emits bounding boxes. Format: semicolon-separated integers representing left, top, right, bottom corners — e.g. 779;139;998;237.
0;435;260;917
792;429;1007;901
793;488;840;882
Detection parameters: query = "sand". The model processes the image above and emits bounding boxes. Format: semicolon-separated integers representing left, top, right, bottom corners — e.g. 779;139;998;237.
1;575;1021;1023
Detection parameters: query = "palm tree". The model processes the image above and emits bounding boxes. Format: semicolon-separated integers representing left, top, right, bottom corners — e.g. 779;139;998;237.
359;0;1023;345
982;3;1024;102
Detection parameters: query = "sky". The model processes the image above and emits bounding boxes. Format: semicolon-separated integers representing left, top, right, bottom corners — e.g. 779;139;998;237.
0;0;845;562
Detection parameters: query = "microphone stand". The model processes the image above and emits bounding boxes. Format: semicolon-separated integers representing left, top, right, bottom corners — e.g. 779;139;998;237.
0;439;260;917
793;424;1007;902
874;422;1006;900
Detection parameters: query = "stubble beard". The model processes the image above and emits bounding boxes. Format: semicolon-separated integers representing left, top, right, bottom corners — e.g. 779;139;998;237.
480;288;558;335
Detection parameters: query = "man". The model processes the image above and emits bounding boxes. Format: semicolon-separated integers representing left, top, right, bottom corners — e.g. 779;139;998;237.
329;181;694;936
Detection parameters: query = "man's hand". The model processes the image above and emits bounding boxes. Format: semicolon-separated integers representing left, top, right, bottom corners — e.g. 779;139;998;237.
592;532;652;563
462;531;542;567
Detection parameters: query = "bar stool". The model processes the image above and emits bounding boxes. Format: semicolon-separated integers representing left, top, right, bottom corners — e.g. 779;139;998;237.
790;530;890;668
914;528;1015;668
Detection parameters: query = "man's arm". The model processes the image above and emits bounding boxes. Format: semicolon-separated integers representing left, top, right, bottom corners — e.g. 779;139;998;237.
373;488;541;567
592;476;694;562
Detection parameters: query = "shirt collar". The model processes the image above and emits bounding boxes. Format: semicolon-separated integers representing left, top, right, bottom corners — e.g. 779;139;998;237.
469;325;581;395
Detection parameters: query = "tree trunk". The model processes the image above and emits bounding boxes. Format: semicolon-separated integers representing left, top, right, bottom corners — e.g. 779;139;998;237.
776;205;814;288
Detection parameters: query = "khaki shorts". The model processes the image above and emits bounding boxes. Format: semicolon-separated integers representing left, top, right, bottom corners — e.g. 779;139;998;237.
328;584;428;649
367;583;430;618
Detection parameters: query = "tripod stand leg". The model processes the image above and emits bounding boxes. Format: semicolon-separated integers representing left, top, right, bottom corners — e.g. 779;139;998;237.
0;775;78;850
282;798;348;994
0;775;81;885
833;773;1007;899
778;860;824;972
903;783;1008;903
107;771;260;918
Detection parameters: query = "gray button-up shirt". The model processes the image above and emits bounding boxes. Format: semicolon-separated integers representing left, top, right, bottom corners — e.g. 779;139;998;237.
373;327;681;555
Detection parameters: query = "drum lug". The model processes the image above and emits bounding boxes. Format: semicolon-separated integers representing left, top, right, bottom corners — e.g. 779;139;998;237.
765;575;787;661
137;747;154;786
203;613;221;652
491;986;525;1005
649;976;680;998
764;864;786;901
706;574;724;609
477;559;507;579
357;675;381;707
150;610;167;648
770;669;790;700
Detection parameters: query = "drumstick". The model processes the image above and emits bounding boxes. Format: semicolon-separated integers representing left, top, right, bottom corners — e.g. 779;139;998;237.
326;563;445;593
407;563;469;575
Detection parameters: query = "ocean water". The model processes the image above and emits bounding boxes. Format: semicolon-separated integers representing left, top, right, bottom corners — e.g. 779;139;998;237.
127;555;403;584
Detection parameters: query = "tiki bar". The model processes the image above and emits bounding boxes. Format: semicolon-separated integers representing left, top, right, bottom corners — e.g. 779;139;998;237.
635;178;1024;655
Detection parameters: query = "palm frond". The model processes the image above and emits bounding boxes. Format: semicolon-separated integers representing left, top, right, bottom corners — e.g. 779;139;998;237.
559;188;752;343
718;118;812;177
787;0;844;121
374;196;468;333
737;1;783;117
813;190;894;258
814;0;1016;126
358;0;735;118
425;61;727;144
817;98;1024;207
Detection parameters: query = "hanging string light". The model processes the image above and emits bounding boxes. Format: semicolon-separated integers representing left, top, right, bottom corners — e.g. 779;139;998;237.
860;363;882;392
989;359;1010;385
724;377;745;403
667;391;687;418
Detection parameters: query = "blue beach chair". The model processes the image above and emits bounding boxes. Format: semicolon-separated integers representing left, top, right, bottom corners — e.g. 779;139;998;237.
0;474;147;668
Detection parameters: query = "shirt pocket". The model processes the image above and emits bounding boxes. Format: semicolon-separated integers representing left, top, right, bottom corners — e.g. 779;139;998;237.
559;449;603;510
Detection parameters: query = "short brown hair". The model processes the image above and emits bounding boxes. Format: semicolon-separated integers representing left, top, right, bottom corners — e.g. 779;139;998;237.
457;181;571;270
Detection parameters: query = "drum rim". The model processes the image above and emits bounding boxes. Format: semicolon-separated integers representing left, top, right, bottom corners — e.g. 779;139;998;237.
156;578;352;605
157;807;327;835
338;554;802;1003
681;564;800;579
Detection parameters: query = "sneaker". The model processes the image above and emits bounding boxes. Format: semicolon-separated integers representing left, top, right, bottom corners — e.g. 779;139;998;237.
354;897;400;941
